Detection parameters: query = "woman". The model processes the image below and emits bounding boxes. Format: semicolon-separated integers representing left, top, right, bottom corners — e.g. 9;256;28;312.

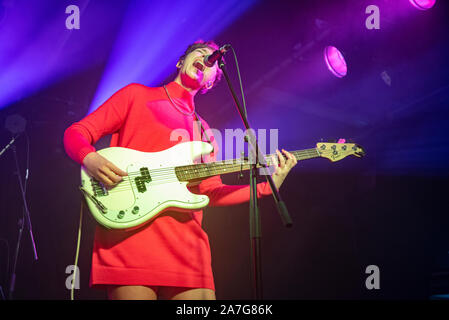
63;40;297;300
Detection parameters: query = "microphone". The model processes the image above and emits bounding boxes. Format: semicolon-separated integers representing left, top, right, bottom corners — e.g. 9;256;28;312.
204;44;231;67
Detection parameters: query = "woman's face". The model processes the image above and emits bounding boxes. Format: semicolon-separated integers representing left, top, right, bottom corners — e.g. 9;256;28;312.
177;47;218;91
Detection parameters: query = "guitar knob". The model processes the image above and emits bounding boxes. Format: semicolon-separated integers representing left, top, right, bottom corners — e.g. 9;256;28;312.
132;206;139;214
117;211;125;219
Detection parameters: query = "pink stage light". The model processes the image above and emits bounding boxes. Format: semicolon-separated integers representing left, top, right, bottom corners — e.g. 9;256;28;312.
409;0;436;10
324;46;347;78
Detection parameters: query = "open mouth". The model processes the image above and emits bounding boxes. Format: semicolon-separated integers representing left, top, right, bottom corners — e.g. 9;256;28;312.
193;61;205;72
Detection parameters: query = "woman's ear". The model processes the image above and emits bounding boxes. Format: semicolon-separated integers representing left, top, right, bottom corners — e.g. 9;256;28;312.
176;60;183;69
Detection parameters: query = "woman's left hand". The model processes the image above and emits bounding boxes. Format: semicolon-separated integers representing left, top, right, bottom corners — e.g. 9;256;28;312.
271;149;298;190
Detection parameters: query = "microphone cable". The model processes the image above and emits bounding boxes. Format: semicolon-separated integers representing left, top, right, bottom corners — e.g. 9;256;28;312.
70;196;84;300
228;46;248;120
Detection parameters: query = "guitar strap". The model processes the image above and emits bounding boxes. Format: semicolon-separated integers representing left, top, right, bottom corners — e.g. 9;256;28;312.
193;111;214;161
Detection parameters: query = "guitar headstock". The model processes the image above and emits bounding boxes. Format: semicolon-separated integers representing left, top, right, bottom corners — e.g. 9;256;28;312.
316;140;365;162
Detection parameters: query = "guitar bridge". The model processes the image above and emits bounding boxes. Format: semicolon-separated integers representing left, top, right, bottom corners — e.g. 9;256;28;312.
91;178;109;197
79;186;107;214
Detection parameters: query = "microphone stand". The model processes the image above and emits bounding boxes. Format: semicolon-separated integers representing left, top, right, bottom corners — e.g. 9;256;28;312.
218;58;292;300
0;134;38;300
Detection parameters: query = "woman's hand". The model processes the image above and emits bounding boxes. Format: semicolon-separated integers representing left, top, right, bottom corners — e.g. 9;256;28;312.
271;149;298;190
82;152;128;187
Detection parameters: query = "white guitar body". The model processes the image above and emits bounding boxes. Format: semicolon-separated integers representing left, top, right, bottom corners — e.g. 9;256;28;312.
80;141;213;230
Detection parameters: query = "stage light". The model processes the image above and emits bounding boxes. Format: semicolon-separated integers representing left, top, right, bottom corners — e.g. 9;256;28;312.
324;46;347;78
88;0;258;114
409;0;436;10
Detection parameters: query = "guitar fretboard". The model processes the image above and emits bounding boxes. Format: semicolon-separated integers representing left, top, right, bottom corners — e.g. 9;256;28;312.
175;148;319;181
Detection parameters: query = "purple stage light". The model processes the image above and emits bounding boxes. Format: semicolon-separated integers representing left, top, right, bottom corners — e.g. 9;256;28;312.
324;46;347;78
0;0;126;110
88;0;258;115
409;0;436;10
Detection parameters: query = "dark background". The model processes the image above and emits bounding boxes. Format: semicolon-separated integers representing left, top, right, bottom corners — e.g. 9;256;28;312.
0;0;448;299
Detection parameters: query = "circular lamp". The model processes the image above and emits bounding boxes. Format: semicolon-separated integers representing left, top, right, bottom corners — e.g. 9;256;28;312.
409;0;436;10
324;46;347;78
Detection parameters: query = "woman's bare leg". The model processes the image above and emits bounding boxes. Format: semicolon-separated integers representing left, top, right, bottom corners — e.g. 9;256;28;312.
159;287;216;300
107;285;158;300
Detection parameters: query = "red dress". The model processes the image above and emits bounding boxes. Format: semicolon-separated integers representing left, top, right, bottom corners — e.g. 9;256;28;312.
63;81;272;291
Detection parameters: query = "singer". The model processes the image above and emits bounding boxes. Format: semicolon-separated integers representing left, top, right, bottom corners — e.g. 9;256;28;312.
63;40;297;300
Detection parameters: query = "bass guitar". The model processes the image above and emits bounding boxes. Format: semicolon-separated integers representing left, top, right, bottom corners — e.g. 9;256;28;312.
80;141;365;230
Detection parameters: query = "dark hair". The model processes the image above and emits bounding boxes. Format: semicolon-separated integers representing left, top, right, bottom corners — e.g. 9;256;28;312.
177;40;223;93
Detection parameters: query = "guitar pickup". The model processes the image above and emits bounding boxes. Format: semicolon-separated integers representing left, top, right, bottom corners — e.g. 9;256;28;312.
135;167;152;193
140;167;152;183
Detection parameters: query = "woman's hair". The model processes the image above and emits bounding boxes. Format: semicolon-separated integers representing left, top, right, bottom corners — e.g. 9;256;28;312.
177;40;224;93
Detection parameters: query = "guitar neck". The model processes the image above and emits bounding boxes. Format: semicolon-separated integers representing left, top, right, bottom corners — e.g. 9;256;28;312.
175;148;320;181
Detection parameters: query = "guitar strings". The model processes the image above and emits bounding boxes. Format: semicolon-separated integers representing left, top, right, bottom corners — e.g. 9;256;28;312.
102;149;341;186
100;149;321;192
91;149;350;194
107;148;341;188
112;148;322;178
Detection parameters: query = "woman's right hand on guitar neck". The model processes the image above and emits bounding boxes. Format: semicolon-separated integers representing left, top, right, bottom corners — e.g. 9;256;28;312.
82;152;128;187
